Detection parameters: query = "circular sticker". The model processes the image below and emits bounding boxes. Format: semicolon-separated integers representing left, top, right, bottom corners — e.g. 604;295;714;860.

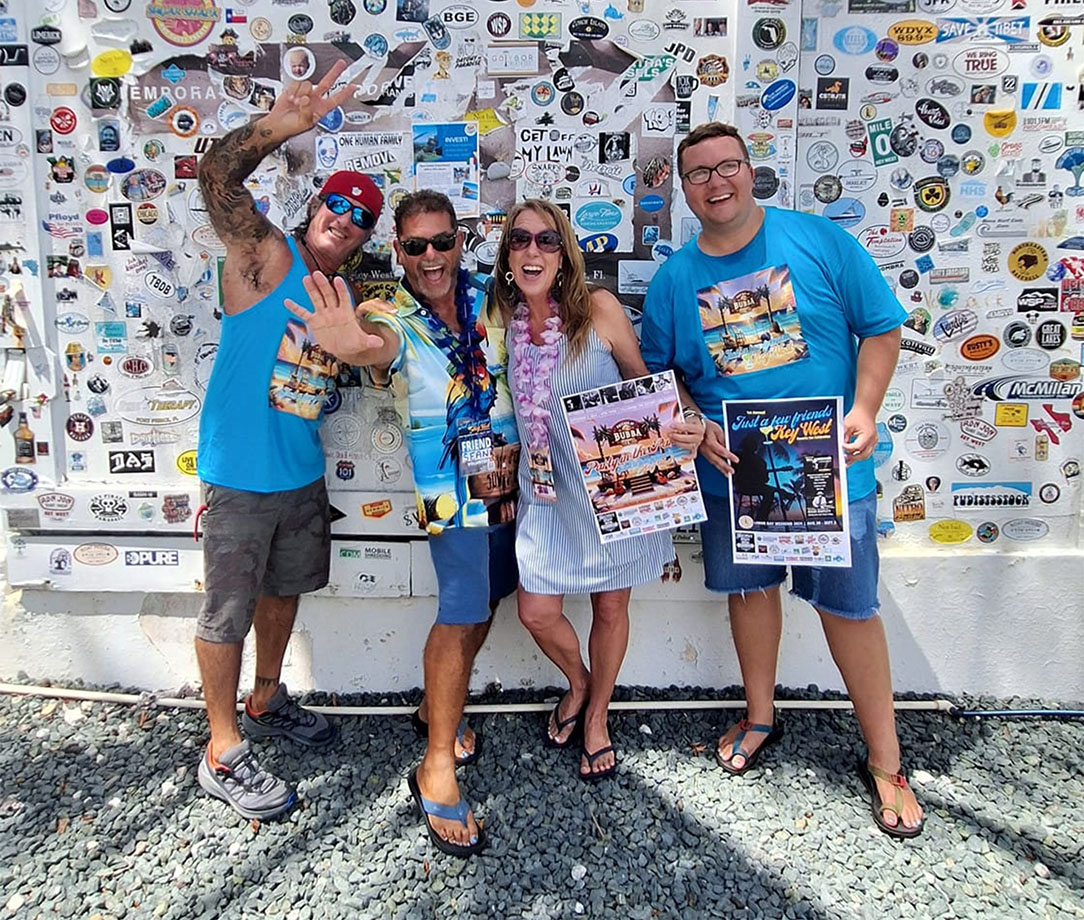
814;174;842;204
372;424;403;453
51;107;77;134
906;421;950;460
66;413;94;441
975;522;999;543
1036;320;1066;351
1038;483;1060;504
250;18;273;41
169;106;200;138
753;18;786;50
1008;242;1048;282
1003;321;1031;348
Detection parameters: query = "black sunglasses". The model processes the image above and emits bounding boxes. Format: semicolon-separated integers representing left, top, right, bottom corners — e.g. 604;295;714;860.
507;227;563;253
399;231;459;257
324;192;376;230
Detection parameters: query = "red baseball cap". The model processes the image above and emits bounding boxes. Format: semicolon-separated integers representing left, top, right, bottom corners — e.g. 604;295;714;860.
319;171;383;220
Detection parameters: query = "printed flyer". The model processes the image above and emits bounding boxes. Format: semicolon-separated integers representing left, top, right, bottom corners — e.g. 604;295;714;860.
560;370;707;544
412;122;480;218
722;396;851;567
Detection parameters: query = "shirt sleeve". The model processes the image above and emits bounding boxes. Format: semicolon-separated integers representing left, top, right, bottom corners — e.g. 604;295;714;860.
365;312;407;374
830;225;908;339
640;260;677;374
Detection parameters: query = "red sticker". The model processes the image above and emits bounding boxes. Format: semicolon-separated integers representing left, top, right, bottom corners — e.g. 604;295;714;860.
51;106;77;134
86;209;109;225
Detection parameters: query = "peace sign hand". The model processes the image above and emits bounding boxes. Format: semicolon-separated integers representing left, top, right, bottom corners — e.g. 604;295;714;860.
266;60;358;139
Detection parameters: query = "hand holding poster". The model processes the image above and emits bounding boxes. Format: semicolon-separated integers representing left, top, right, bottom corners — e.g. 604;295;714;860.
722;396;851;567
560;370;707;543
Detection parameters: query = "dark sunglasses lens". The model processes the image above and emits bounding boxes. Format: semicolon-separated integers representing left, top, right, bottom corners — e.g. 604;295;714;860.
536;230;563;253
401;238;427;256
326;194;350;214
353;208;375;230
507;229;532;251
430;232;457;251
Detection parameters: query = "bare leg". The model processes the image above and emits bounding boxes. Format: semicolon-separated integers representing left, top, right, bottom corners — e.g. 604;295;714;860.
194;637;244;760
818;610;923;829
415;620;490;847
717;586;783;768
417;612;493;757
249;594;299;710
580;588;631;776
518;587;590;744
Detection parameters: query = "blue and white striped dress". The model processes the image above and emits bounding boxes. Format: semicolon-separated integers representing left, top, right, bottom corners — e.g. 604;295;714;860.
508;327;675;595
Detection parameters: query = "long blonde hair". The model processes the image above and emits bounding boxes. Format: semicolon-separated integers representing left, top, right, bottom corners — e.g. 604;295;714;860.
490;199;593;360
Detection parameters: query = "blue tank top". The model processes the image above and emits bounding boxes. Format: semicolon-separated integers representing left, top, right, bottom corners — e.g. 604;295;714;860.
197;237;332;492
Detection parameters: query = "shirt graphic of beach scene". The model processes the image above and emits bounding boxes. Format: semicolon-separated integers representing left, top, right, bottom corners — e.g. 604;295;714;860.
697;265;808;377
268;319;335;420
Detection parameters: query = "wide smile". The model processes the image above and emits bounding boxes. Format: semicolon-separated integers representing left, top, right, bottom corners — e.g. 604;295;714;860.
707;192;734;204
518;263;546;280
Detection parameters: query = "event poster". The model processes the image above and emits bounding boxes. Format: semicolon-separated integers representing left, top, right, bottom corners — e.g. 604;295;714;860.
560;370;707;544
412;122;480;218
722;396;851;568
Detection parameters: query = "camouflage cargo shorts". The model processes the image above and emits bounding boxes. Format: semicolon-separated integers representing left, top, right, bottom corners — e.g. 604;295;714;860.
196;478;331;643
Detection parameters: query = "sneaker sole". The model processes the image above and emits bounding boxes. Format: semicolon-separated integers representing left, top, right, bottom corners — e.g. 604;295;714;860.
198;769;298;821
241;713;337;747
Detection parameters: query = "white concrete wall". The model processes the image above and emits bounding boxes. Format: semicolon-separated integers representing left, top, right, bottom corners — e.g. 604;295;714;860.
3;543;1082;701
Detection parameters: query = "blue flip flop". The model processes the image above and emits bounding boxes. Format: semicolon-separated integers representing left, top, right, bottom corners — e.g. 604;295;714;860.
407;769;485;858
411;710;481;766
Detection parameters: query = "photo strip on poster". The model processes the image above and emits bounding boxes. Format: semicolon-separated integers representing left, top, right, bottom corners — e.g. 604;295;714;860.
722;396;851;568
560;370;707;544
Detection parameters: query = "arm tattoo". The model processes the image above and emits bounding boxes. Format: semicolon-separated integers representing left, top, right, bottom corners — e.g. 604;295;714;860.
197;120;284;248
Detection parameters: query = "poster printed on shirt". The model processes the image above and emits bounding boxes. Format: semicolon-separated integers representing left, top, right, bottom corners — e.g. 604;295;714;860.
412;122;480;218
268;319;336;420
697;265;809;378
560;370;707;544
722;396;851;568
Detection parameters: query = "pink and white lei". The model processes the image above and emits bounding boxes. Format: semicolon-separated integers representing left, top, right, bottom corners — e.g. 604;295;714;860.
510;298;563;450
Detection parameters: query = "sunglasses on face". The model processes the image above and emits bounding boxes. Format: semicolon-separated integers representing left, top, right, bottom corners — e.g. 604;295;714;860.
398;231;459;257
324;192;376;230
507;227;563;253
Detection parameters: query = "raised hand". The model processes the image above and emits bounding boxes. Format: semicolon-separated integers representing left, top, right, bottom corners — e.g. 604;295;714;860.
266;60;358;139
285;271;387;364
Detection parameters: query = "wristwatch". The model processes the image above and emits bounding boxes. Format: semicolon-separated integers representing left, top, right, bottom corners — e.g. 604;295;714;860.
682;407;704;423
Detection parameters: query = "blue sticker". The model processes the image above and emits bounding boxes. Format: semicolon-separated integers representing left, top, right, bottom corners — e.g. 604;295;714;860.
833;25;877;56
622;174;636;195
364;33;388;57
318;107;344;132
821;196;865;229
976;205;988;217
106;157;135;173
87;231;104;258
873;422;893;468
578;232;618;253
575;201;622;232
951;123;971;144
640;194;664;212
916;254;934;274
760;78;796;111
162;64;186;85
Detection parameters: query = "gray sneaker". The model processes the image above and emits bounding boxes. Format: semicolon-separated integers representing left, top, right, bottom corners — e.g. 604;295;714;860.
197;741;297;820
241;682;336;747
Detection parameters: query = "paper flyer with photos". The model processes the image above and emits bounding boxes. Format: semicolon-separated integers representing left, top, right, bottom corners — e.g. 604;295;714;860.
412;122;480;218
722;396;852;568
560;370;707;544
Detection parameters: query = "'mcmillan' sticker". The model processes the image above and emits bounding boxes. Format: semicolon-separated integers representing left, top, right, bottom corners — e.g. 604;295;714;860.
974;376;1081;401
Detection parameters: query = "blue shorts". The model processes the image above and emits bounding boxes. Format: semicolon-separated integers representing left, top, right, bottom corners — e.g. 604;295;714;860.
698;491;881;620
427;523;518;625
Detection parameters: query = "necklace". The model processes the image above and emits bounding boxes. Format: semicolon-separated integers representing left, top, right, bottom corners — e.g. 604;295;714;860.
510;298;562;450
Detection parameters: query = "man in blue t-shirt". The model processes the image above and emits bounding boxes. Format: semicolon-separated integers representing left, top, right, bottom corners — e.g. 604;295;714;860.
194;62;385;821
642;122;924;838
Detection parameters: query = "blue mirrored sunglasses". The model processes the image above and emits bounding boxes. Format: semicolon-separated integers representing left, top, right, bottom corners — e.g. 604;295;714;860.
324;192;376;230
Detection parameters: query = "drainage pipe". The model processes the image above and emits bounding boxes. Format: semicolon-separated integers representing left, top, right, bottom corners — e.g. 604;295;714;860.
0;681;958;714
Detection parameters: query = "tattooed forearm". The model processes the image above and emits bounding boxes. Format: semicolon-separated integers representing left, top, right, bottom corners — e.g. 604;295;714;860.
197;119;283;246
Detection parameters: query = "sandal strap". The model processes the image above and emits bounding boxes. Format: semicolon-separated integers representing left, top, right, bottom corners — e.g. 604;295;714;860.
552;701;580;733
728;719;774;761
583;745;614;765
418;793;470;827
867;763;907;818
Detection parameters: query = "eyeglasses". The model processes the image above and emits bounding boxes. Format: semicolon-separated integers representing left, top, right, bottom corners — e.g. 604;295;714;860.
681;159;749;185
398;231;459;257
507;227;563;253
324;193;376;230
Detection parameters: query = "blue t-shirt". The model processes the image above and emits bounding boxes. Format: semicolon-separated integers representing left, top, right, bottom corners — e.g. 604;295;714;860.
198;237;332;492
641;207;906;501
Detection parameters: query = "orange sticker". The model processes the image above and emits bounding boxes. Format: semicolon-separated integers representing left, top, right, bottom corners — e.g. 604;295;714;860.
362;499;392;519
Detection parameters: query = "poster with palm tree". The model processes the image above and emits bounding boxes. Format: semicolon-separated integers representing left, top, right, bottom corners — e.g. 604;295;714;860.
722;396;851;568
269;318;337;419
560;370;707;544
697;265;808;377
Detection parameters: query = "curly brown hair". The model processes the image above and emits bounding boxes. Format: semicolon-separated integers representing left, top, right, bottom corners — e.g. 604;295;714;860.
489;199;592;359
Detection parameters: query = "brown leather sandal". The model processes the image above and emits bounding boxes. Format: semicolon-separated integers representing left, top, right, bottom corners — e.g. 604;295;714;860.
856;758;925;839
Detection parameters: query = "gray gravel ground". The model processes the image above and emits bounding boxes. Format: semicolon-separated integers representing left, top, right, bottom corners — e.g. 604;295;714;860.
0;684;1081;920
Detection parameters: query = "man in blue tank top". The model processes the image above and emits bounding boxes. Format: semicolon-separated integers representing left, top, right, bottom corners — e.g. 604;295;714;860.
193;62;386;820
642;123;924;838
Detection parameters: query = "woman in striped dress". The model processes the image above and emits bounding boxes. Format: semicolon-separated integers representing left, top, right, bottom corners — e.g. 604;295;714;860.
489;200;706;779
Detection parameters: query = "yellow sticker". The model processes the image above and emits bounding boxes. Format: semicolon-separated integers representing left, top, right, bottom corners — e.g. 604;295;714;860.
462;107;506;135
887;20;938;44
176;449;198;476
984;110;1016;138
994;403;1028;427
1008;241;1048;282
92;49;133;78
929;520;973;545
84;265;112;289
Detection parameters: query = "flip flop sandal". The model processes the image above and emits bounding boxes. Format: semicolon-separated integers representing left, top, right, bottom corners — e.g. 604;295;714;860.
580;745;617;782
543;697;585;749
715;716;784;775
411;710;481;766
856;758;924;839
407;769;485;858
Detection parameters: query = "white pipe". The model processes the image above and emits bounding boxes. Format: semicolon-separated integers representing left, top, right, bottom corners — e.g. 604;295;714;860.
0;682;958;714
